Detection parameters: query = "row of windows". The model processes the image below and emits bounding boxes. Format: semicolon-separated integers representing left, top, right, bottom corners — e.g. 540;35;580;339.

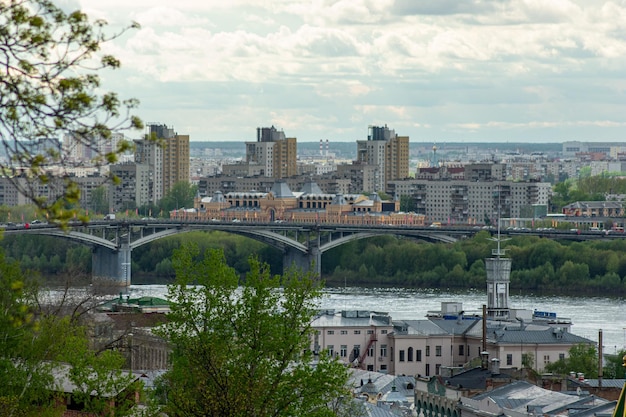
327;329;387;335
327;344;388;358
398;345;443;361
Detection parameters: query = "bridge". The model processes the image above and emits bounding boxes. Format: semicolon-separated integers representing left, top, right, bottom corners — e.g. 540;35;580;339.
1;220;620;286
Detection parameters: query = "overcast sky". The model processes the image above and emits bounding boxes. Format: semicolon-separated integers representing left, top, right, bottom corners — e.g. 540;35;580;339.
70;0;626;143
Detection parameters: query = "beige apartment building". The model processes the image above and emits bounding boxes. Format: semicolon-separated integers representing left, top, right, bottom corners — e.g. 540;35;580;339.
356;125;409;193
242;126;297;179
148;124;190;195
163;133;190;194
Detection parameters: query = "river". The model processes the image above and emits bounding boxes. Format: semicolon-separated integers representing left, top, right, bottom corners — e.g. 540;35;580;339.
129;284;626;354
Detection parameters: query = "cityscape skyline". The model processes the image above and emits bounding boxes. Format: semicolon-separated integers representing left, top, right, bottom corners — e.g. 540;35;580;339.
68;0;626;143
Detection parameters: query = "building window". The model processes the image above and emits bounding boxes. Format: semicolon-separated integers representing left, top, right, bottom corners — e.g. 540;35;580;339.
340;330;347;335
354;330;361;335
506;354;513;365
380;344;387;358
381;330;387;334
353;345;360;358
425;364;430;376
436;346;442;357
426;346;430;357
408;347;414;362
399;350;405;362
544;355;550;365
367;330;374;334
416;349;422;362
458;345;464;356
436;364;441;375
327;330;334;335
559;353;565;360
328;345;334;357
368;346;374;357
340;345;347;357
367;365;374;371
380;365;387;372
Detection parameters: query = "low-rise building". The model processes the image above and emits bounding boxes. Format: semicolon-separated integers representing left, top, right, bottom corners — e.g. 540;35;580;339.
310;305;593;377
562;201;624;217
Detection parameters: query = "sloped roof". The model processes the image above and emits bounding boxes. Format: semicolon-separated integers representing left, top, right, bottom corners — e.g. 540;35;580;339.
393;320;450;336
563;201;623;209
429;317;481;336
439;367;507;390
331;193;348;205
470;380;611;416
300;181;323;195
211;190;226;202
270;180;294;198
488;326;593;345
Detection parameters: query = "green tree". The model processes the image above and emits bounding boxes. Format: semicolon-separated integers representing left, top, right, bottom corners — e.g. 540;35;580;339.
544;343;598;378
0;0;143;223
156;245;350;417
399;195;415;212
603;350;626;379
90;185;109;215
160;181;198;212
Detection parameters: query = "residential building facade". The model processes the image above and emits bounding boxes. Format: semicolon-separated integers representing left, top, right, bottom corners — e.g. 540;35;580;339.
243;126;297;179
356;125;409;193
388;179;551;224
109;162;150;212
149;123;190;195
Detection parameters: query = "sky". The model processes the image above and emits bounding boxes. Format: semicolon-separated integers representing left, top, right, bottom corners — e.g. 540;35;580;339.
64;0;626;143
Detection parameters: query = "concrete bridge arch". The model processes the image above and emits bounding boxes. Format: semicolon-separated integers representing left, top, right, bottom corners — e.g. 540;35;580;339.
4;222;463;286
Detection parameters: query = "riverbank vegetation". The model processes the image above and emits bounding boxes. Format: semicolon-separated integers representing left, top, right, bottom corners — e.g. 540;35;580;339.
4;229;626;295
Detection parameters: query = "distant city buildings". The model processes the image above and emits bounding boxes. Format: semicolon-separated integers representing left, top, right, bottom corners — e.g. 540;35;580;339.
107;123;190;211
7;128;626;224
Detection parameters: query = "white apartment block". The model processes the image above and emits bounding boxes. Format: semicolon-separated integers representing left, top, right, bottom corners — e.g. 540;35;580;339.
388;180;551;224
135;138;164;203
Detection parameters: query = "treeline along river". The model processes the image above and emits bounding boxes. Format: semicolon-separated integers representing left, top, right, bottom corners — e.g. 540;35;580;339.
130;285;626;354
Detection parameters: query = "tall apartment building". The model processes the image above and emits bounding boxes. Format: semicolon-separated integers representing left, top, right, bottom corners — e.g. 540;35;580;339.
356;125;409;193
134;138;163;204
148;124;190;195
108;162;150;212
244;126;297;179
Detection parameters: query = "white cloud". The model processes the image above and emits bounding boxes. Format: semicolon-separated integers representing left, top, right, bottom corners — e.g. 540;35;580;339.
73;0;626;142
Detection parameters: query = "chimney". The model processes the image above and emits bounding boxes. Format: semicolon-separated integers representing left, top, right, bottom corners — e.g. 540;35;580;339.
491;358;500;375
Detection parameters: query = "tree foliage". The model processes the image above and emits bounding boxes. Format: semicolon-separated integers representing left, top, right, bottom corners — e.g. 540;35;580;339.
0;246;137;416
544;344;599;378
0;0;143;223
156;245;350;417
159;181;198;212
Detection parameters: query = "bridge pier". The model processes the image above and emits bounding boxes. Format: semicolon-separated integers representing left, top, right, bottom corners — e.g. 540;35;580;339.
92;244;132;287
283;247;321;277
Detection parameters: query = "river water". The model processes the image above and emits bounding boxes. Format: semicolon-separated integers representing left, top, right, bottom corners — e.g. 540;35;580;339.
129;284;626;354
